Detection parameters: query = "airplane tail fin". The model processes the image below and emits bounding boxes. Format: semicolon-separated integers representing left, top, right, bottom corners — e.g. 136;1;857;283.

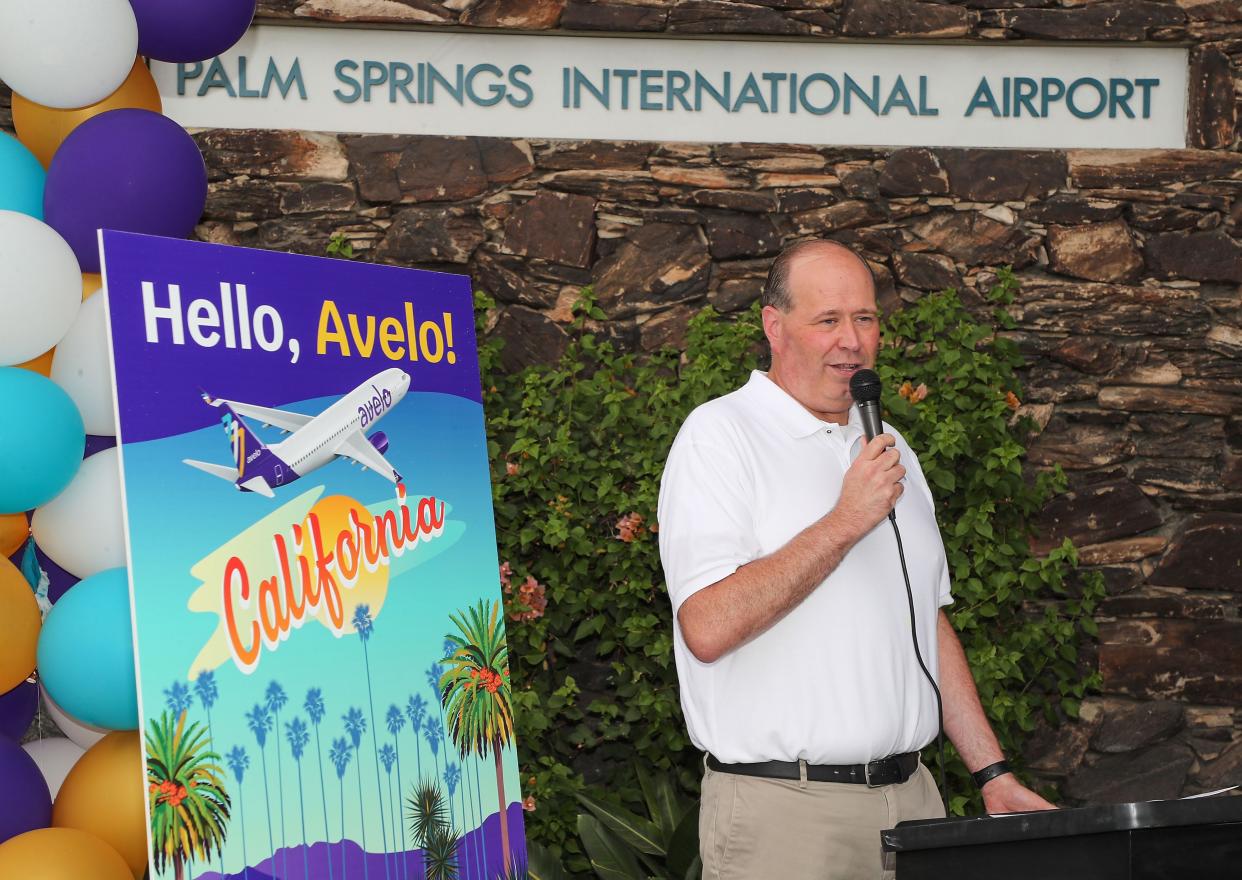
204;393;271;479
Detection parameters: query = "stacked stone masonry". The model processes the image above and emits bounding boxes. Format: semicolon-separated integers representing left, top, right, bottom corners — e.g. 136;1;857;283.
4;0;1240;804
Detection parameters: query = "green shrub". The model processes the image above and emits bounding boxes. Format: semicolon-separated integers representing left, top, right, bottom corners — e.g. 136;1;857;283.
479;271;1102;865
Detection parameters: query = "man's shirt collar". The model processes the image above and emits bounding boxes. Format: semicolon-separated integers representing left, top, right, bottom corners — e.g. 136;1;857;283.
744;370;865;442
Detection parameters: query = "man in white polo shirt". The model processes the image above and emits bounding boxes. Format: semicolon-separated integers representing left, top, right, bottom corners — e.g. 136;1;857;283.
657;240;1053;879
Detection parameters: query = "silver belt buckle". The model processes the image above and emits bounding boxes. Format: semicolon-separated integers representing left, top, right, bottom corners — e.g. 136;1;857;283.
864;761;879;787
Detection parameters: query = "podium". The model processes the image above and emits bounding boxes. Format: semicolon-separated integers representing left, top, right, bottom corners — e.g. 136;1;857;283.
882;795;1242;879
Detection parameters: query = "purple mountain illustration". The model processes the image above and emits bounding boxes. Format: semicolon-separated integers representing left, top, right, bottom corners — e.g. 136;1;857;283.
194;803;527;880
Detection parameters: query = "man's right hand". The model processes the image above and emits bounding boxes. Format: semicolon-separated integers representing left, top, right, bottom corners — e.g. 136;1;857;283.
834;434;905;538
676;433;906;663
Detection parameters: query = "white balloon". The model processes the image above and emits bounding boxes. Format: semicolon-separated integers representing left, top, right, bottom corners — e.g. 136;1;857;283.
32;447;125;579
0;211;81;365
41;684;106;750
0;0;138;109
22;736;85;798
51;291;115;436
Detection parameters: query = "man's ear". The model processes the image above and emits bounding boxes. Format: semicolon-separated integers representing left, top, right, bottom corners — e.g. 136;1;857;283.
761;305;783;351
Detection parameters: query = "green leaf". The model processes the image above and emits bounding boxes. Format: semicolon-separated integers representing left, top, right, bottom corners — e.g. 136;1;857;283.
930;468;956;492
636;763;682;845
528;841;572;880
666;804;700;879
574;615;605;641
577;813;649;880
683;854;703;880
576;792;666;856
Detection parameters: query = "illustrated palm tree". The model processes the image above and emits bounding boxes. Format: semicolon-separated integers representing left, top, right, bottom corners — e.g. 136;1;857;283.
444;640;476;878
405;694;427;783
425;724;443;793
469;754;484;878
146;710;231;880
468;757;485;879
194;670;223;877
442;762;459;826
306;687;336;880
429;658;475;875
244;702;276;863
385;704;410;877
330;736;353;880
343;706;371;880
352;604;392;880
406;778;447;849
193;671;219;731
407;780;457;880
164;681;194;716
379;744;397;879
287;716;312;880
266;680;290;878
225;745;251;880
425;661;446;749
443;761;465;878
440;601;515;877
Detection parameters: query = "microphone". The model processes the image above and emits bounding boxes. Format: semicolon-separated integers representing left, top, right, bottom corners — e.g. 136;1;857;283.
850;369;948;811
849;368;884;442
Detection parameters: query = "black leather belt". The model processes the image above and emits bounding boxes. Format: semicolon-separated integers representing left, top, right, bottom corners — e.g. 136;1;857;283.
707;752;919;787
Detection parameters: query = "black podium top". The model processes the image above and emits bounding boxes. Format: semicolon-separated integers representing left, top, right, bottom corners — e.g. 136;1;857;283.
882;794;1242;853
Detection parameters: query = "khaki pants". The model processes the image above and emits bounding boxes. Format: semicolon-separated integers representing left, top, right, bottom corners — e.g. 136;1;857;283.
699;760;944;880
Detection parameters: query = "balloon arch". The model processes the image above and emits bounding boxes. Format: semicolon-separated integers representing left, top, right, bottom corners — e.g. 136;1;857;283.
0;2;257;876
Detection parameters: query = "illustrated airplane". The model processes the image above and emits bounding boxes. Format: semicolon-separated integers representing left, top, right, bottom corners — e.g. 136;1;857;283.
183;368;411;497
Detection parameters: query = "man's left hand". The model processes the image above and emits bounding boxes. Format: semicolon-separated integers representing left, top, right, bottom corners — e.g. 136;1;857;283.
981;774;1056;814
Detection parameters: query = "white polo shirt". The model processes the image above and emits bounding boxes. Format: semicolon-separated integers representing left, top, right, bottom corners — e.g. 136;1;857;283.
658;371;952;765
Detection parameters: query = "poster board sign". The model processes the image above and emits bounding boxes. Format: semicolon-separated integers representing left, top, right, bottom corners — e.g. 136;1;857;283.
101;230;526;879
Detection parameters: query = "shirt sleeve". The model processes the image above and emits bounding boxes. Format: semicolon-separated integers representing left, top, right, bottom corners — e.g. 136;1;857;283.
657;433;761;614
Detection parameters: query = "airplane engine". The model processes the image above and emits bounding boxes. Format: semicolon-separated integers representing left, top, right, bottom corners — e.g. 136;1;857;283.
369;431;389;455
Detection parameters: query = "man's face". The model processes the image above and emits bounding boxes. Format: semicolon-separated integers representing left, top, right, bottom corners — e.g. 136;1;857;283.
762;249;880;424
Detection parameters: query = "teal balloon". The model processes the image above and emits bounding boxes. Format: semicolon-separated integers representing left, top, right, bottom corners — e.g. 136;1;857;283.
0;368;84;513
0;133;45;219
36;568;137;731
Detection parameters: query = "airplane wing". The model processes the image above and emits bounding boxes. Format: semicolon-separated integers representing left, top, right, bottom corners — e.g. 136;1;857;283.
203;394;313;434
333;429;402;483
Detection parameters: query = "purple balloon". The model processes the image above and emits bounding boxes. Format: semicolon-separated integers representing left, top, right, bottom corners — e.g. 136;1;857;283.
0;737;51;844
84;433;117;459
0;680;37;742
130;0;257;63
43;109;207;273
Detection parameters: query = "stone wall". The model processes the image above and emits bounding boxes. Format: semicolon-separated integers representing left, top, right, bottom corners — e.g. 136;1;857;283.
5;0;1241;804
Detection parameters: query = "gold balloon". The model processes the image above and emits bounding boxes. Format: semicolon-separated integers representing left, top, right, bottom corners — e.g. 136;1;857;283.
0;555;39;693
16;347;55;377
0;827;133;880
13;57;162;168
53;731;148;879
83;273;103;301
0;512;29;557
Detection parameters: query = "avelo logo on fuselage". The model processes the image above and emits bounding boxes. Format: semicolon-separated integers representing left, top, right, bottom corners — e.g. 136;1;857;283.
184;368;412;498
358;384;393;429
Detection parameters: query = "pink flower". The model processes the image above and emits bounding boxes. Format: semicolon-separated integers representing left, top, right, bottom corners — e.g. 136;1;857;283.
615;512;644;543
510;575;547;622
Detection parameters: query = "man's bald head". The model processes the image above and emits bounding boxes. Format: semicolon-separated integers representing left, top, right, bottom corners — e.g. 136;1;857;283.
762;240;876;313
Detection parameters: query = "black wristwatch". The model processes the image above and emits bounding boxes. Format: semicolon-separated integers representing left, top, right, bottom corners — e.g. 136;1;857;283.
971;760;1013;789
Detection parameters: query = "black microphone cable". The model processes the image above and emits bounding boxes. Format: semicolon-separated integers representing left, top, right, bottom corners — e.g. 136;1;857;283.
850;369;948;812
890;509;949;812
